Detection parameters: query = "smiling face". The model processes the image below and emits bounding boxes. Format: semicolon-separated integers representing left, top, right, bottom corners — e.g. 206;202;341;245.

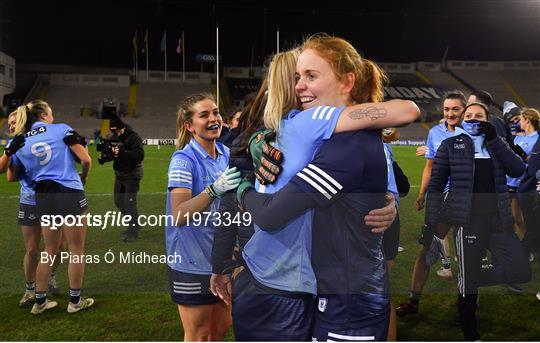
463;104;488;122
184;99;222;141
443;98;465;127
295;49;350;110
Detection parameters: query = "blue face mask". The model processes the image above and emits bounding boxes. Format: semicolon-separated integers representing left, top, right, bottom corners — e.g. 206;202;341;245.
461;119;482;136
510;122;523;135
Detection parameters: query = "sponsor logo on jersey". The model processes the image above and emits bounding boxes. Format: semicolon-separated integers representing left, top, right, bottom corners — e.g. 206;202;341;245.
25;126;47;137
173;159;188;168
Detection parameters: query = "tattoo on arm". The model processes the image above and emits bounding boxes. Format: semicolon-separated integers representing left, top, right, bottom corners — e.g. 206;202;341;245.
347;107;388;120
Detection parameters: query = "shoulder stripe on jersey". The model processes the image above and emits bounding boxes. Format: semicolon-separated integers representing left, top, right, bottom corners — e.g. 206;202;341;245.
310;106;336;120
318;106;330;119
296;172;332;200
307;164;343;190
312;106;323;119
325;106;336;120
170;170;191;177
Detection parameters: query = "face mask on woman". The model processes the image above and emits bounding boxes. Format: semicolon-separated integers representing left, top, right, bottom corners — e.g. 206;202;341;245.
461;119;483;136
510;122;523;135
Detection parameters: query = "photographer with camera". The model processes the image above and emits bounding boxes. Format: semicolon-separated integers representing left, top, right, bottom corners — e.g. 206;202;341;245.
100;116;144;242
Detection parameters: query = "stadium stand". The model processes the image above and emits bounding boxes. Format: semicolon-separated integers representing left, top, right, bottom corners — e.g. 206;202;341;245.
3;61;539;142
417;62;464;89
10;71;211;139
498;62;540;109
445;60;540;111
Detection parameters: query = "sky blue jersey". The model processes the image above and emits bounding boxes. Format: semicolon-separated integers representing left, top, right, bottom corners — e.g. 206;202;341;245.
425;122;458;159
165;139;229;275
243;105;344;294
13;122;83;190
507;131;539;187
11;153;35;205
426;122;456;192
384;143;399;207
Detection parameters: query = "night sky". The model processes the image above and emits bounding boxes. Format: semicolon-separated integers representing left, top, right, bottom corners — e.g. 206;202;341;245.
2;0;540;70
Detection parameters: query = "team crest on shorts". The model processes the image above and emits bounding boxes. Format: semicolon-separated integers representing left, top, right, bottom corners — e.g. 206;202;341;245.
318;297;328;312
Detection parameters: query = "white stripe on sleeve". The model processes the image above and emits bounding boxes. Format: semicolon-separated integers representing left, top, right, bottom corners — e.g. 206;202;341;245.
307;164;343;190
302;168;338;195
169;177;192;184
297;172;332;200
169;170;192;177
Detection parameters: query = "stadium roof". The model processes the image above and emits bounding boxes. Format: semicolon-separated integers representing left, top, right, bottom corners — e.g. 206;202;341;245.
2;0;540;69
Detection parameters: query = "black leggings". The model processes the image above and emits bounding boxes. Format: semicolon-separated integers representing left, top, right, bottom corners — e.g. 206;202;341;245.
453;215;531;340
114;177;140;232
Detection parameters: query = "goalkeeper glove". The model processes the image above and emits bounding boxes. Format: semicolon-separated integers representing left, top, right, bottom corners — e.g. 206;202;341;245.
4;134;25;156
248;129;283;185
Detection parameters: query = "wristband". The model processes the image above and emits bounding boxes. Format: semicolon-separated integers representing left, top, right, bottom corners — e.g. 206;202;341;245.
205;185;218;199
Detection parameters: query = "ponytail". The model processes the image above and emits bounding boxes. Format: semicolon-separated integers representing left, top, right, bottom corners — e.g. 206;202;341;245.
357;59;387;104
263;49;300;134
13;106;29;136
12;100;50;135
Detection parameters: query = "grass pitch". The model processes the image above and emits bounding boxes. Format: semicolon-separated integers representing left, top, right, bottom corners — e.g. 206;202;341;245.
0;145;538;341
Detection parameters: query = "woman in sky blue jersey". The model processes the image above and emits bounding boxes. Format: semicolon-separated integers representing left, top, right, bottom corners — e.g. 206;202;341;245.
231;35;420;341
2;111;61;308
165;94;241;341
515;108;540;258
397;92;467;316
10;100;93;315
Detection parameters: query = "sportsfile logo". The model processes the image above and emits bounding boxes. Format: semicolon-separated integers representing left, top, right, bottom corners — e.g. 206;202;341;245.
39;210;252;230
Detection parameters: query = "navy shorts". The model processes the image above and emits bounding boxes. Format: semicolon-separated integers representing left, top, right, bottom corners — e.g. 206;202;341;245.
35;180;87;219
382;212;400;261
18;203;40;227
232;269;314;341
168;267;219;305
312;294;390;341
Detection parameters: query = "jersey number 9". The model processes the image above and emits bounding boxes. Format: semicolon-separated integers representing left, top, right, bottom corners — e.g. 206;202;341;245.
31;142;52;165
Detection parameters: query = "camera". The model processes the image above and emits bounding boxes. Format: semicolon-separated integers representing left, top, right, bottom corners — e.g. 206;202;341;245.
96;136;121;165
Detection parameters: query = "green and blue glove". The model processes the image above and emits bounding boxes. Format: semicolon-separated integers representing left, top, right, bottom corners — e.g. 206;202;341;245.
248;129;284;185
